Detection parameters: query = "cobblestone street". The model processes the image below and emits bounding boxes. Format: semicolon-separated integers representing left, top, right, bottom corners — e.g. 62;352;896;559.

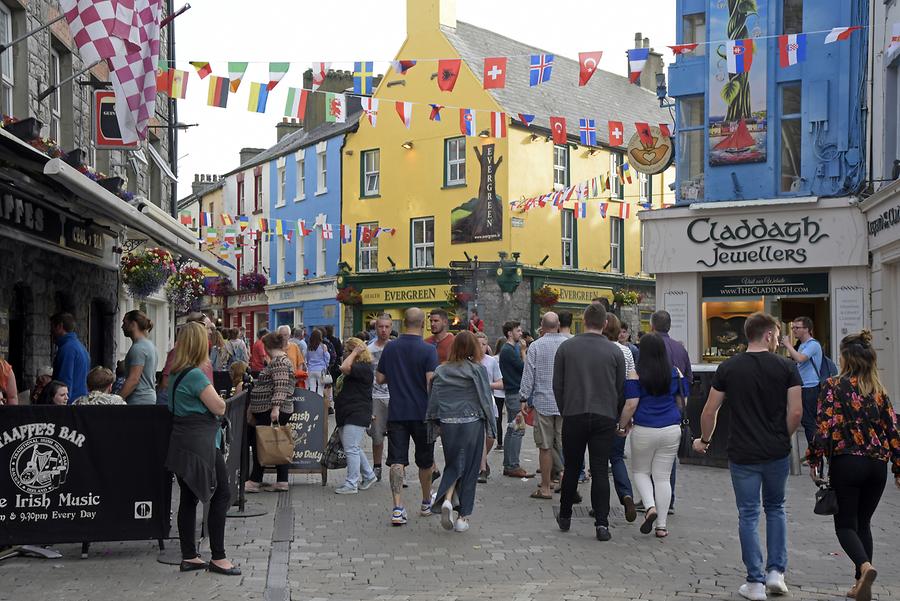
2;433;897;601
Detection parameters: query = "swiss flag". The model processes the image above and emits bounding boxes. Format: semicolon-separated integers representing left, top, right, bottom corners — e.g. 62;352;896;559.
550;117;567;145
578;51;603;86
438;59;461;92
608;120;624;146
634;122;654;147
483;57;507;89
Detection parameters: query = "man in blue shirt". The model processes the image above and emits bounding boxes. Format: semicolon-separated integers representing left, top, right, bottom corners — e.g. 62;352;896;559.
780;316;823;445
51;312;90;402
376;308;439;526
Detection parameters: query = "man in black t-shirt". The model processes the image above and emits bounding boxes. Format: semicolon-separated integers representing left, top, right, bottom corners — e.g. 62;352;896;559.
693;312;802;601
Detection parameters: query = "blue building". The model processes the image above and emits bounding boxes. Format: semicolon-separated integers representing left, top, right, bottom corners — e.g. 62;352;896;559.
640;0;871;365
266;117;361;337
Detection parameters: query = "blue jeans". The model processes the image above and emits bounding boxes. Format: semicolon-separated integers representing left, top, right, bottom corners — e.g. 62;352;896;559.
729;455;790;583
610;435;633;503
503;396;524;470
340;424;375;488
435;421;485;517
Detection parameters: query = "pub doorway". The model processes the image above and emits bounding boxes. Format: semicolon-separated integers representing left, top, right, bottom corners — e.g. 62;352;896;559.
7;283;30;385
776;297;830;355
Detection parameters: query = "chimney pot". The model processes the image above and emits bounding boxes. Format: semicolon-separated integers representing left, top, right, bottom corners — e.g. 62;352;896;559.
644;37;650;49
635;32;642;47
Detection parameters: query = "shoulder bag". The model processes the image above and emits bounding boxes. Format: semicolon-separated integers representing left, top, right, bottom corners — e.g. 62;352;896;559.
321;427;347;469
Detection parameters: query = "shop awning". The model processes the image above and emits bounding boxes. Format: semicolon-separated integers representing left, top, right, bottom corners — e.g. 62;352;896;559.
42;158;227;275
131;196;200;245
147;144;178;182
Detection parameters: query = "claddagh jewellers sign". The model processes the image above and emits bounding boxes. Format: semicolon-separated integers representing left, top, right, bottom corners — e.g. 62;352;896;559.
687;216;829;268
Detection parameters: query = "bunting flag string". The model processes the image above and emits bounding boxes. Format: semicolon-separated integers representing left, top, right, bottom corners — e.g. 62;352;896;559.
179;213;399;246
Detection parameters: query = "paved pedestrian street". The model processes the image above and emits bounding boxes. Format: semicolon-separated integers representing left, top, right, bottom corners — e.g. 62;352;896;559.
2;433;897;601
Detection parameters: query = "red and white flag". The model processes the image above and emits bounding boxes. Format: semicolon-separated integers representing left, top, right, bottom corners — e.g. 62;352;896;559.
578;51;603;86
659;123;672;138
824;26;861;44
549;117;567;145
608;120;624;146
616;202;631;219
490;112;507;138
395;101;412;128
62;0;163;143
311;62;330;91
322;224;334;240
668;44;699;55
888;23;900;60
634;122;654;147
483;57;507;89
361;97;379;127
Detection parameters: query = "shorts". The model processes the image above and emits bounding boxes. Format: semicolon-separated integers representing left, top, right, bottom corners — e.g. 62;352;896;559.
386;420;434;469
533;412;563;450
367;397;390;445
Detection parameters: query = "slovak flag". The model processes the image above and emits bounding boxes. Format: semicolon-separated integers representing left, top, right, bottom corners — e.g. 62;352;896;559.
517;113;535;127
490;112;507;138
460;108;476;136
340;224;352;244
627;48;649;83
824;26;862;44
599;203;609;218
395;101;412;128
579;119;597;146
726;39;754;74
778;33;807;68
608;120;624;146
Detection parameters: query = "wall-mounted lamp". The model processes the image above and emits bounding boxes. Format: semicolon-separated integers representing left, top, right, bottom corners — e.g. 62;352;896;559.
463;251;472;261
544;135;552;143
345;150;354;156
401;141;414;150
539;254;550;266
386;80;406;87
478;129;490;138
569;144;579;151
602;260;612;270
529;133;539;142
387;256;397;270
588;148;598;156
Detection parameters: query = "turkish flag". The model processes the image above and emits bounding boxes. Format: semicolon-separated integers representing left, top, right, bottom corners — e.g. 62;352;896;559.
578;51;603;86
550;117;567;145
483;57;507;89
361;226;372;244
608;120;624;146
635;122;655;147
438;59;461;92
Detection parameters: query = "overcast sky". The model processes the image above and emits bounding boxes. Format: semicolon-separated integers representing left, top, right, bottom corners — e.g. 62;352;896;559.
174;0;676;200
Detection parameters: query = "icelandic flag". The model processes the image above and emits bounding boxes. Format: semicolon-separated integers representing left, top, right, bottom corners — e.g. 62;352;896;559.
726;39;755;74
459;108;476;136
529;54;554;86
517;113;535;127
579;118;597;146
627;48;649;83
778;34;807;68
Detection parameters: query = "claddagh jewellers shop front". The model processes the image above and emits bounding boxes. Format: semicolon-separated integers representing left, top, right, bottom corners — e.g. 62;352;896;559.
640;198;869;364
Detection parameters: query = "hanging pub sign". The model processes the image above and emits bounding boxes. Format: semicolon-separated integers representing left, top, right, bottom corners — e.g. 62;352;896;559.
627;126;674;175
93;90;139;149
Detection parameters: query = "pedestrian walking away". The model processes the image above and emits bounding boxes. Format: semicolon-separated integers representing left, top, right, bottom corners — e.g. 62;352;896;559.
368;314;394;481
306;329;332;398
427;331;498;532
476;332;503;483
552;303;625;541
806;331;900;601
603;314;637;521
376;308;440;525
693;312;802;600
334;338;378;495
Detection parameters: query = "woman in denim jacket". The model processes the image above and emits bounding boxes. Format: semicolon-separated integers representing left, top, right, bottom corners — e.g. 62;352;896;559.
426;331;498;532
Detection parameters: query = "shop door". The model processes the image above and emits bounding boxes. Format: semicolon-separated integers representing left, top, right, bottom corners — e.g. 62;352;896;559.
778;298;830;354
7;284;29;383
89;300;110;368
275;310;294;328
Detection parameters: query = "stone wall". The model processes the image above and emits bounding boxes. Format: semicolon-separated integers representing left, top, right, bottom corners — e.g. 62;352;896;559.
472;273;534;344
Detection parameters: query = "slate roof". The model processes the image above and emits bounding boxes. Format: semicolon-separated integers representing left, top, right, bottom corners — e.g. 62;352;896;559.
442;21;669;148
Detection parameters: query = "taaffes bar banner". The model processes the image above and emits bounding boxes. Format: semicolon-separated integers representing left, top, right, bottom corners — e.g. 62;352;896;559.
0;406;172;546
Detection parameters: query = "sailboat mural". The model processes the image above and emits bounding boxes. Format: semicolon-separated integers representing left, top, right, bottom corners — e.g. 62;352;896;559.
709;0;768;166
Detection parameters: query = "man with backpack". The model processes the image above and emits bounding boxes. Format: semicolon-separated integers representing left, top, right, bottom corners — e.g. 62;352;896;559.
780;316;830;445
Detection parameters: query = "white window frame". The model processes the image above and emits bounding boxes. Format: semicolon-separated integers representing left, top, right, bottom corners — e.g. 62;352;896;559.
296;151;305;201
276;158;286;207
254;173;263;211
0;4;13;113
639;172;650;203
315;213;327;277
49;48;61;141
295;228;305;280
553;145;569;190
683;12;706;56
237;180;246;214
610;217;624;274
411;217;435;269
316;141;327;195
362;149;380;197
445;137;466;186
610;152;624;199
277;235;286;283
561;209;575;269
358;221;378;272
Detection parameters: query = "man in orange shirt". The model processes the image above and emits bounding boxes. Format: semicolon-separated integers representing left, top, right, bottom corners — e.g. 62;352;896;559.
250;328;269;373
277;325;306;387
425;309;455;364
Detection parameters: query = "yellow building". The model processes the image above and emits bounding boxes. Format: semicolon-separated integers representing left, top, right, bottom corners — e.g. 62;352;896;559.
340;0;673;335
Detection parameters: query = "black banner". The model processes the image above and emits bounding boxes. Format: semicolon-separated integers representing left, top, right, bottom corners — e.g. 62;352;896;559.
288;388;328;471
0;406;172;546
702;272;829;298
223;392;247;505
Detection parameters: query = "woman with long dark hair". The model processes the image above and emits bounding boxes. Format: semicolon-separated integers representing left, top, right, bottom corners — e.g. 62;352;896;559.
616;333;688;538
306;328;331;396
807;331;900;601
427;331;497;532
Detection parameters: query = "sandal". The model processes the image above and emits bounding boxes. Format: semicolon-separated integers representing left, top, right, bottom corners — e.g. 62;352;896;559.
655;527;668;538
530;490;553;499
639;509;658;534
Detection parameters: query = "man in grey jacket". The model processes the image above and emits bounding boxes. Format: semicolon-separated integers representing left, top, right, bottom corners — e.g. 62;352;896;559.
552;303;625;541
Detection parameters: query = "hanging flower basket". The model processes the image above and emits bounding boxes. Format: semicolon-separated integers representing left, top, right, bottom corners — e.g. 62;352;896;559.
239;272;268;293
613;288;644;306
121;248;176;299
166;267;206;314
336;286;363;306
532;285;559;308
206;275;235;297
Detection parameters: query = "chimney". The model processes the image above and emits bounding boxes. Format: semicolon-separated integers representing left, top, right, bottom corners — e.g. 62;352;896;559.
407;0;456;37
632;32;664;93
239;147;265;165
192;174;220;196
276;117;303;142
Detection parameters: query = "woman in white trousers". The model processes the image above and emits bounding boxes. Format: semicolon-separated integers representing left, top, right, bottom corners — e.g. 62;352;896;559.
617;333;688;538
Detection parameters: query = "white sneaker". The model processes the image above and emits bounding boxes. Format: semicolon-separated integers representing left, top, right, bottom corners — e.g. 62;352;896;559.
738;583;767;601
453;516;470;532
765;571;788;595
440;500;454;531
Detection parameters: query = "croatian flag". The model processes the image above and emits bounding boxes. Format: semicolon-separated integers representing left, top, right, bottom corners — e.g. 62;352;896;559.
529;54;554;86
778;34;807;68
726;39;754;74
627;48;649;83
579;119;597;146
459;108;476;136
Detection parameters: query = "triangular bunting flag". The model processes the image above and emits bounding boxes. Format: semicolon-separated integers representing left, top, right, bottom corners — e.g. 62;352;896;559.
267;62;290;91
228;62;249;92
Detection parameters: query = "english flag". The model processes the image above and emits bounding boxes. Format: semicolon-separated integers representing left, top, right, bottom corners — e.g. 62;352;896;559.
437;59;461;92
395;101;412;128
490;112;507;138
578;51;603;86
778;33;807;67
322;224;333;240
460;108;476;136
311;62;330;91
549;117;567;145
483;57;507;89
608;120;624;146
627;48;649;83
634;122;654;147
668;44;699;55
726;39;754;74
824;26;861;44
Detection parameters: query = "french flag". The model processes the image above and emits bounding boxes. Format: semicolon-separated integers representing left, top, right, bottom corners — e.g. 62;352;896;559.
778;34;807;68
726;39;754;74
